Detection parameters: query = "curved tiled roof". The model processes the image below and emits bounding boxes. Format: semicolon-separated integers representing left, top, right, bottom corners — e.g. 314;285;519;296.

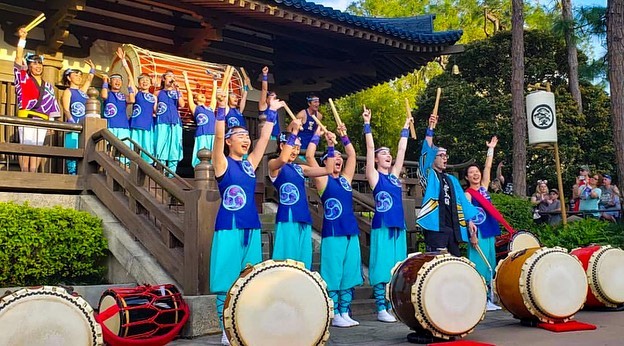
271;0;463;45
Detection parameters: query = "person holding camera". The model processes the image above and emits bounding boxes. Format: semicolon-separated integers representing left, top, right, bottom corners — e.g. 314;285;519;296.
531;180;550;224
578;174;602;218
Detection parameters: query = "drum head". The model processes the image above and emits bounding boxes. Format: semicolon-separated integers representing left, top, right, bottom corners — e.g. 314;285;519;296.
510;231;540;252
98;295;121;335
592;247;624;305
413;257;486;338
523;249;587;320
0;286;103;346
225;260;332;346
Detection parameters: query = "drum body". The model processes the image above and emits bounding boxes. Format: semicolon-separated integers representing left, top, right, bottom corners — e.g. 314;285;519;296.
0;286;103;346
223;259;333;346
494;247;587;323
387;252;487;339
571;245;624;308
98;284;186;339
109;44;243;124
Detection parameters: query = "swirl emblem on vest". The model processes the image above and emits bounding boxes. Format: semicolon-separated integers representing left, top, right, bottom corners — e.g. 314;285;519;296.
324;198;343;220
223;185;246;211
241;160;255;177
157;102;167;115
473;207;487;225
132;104;141;118
71;102;85;117
389;174;402;187
280;183;300;205
294;164;305;178
339;176;352;191
375;191;393;212
104;103;117;118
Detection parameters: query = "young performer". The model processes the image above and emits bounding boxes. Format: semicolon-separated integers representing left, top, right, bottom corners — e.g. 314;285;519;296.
183;71;218;167
13;26;61;172
61;59;95;174
268;119;335;269
130;73;157;164
101;48;136;142
363;106;411;323
258;66;281;140
464;136;505;311
296;94;323;151
416;114;478;256
210;91;283;345
224;79;248;129
154;70;185;176
306;123;362;328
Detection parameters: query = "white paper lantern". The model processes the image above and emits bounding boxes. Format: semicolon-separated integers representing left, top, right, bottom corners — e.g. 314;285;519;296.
526;91;557;147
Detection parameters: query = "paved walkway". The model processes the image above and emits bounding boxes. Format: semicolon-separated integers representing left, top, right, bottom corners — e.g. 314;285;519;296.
172;308;624;345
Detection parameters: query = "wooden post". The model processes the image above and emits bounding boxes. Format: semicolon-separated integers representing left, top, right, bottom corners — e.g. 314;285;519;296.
191;149;219;294
544;83;567;225
78;116;106;183
85;87;101;117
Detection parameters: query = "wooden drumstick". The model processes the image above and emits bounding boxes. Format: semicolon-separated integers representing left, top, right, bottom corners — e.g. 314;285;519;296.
24;13;46;32
430;87;442;129
327;98;346;136
240;67;253;91
404;98;417;139
475;244;495;302
282;103;304;131
307;112;337;145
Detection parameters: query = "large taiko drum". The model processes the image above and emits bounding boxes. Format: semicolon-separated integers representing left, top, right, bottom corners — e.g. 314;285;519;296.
109;44;244;124
0;286;103;345
97;284;188;345
496;230;541;261
386;252;487;339
223;259;333;346
570;245;624;308
494;247;587;323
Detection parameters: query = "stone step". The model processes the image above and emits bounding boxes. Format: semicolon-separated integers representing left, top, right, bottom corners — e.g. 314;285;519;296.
349;298;377;316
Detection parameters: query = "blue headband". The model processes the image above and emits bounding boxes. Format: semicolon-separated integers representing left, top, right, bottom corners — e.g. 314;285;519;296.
109;73;123;80
307;96;319;102
63;68;82;78
225;128;249;139
25;53;44;63
374;147;390;154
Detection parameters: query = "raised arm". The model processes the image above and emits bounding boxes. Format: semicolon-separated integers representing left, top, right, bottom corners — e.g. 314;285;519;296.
340;123;357;182
496;161;505;186
363;106;378;188
268;118;303;176
305;128;329;192
61;89;72;122
15;27;27;65
247;98;281;168
182;71;196;114
259;66;269;111
101;75;109;100
425;114;437;148
213;92;228;177
80;60;96;93
117;48;136;104
302;131;336;178
481;136;498;189
238;81;249;113
391;116;412;177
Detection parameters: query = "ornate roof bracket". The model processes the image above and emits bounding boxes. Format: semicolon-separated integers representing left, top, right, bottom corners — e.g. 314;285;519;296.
41;0;86;54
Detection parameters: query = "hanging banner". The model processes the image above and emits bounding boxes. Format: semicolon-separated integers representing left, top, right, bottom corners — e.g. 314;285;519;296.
526;91;557;146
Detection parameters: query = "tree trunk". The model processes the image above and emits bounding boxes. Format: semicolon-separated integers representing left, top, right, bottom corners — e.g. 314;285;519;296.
608;0;624;192
511;0;527;197
562;0;583;114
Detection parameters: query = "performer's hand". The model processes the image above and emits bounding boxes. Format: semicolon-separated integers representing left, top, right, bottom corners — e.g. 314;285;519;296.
288;118;302;134
262;66;269;75
18;27;27;40
470;234;479;247
115;47;125;61
85;59;95;70
428;114;438;129
269;98;285;111
362;105;371;124
487;136;498;148
216;90;227;108
325;131;336;145
337;123;347;136
403;116;413;129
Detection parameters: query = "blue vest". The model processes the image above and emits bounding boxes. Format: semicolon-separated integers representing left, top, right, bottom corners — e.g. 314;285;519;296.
68;88;87;123
299;109;318;150
320;175;359;237
104;92;129;129
226;108;246;129
215;157;261;230
372;173;405;229
131;91;156;130
469;186;501;238
195;105;216;136
273;163;312;223
156;90;181;125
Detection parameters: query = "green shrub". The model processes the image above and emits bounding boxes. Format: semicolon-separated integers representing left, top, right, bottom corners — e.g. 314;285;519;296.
490;193;539;232
536;219;624;251
0;202;108;286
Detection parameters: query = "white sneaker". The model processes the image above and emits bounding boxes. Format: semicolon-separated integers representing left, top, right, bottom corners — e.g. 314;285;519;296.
377;309;397;323
341;312;360;326
486;300;502;311
332;314;352;327
221;330;230;345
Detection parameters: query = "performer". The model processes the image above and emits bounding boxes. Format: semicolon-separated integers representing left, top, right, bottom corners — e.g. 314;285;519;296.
416;114;478;256
268;119;335;269
224;78;248;129
101;48;136;143
210;91;282;346
306;123;362;328
464;136;504;311
154;70;185;176
363;107;410;323
183;71;217;167
296;94;323;151
13;26;61;172
60;59;95;174
130;73;157;164
258;66;281;140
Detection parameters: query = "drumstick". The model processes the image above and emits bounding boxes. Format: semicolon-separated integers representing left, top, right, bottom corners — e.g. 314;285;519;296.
24;13;46;32
474;244;495;302
240;67;253;91
327;98;346;136
404;98;417;139
431;87;442;129
282;103;304;131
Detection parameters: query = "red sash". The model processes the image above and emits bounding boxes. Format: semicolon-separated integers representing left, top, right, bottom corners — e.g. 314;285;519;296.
466;188;515;235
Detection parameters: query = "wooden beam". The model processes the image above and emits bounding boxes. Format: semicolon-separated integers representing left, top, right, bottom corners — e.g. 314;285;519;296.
175;22;222;58
0;142;83;159
0;171;84;191
44;0;86;53
278;66;377;80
